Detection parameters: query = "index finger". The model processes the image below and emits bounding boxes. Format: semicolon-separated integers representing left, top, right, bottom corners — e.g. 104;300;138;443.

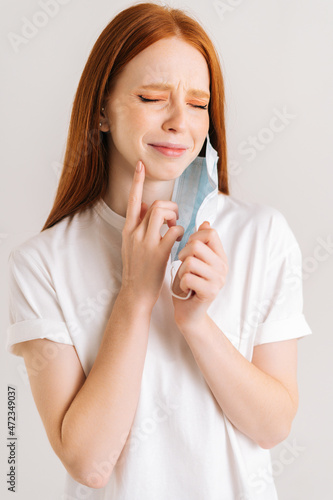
124;160;145;231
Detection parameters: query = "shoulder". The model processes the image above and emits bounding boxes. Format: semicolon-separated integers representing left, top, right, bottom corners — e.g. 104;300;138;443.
8;205;97;268
217;191;287;225
9;218;67;265
216;192;300;254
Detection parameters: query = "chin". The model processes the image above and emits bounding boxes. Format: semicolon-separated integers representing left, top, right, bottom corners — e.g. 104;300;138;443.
144;162;187;181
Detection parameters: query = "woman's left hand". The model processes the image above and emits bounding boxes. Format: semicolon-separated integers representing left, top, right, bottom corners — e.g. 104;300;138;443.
172;221;228;333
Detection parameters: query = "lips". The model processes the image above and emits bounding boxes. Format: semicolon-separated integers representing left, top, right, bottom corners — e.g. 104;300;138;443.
148;142;189;158
149;142;189;149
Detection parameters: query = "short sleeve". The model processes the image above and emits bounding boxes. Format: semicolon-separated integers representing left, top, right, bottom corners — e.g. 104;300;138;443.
254;211;313;346
6;248;73;357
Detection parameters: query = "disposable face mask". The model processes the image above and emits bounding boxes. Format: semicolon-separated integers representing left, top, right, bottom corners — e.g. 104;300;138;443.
170;132;219;300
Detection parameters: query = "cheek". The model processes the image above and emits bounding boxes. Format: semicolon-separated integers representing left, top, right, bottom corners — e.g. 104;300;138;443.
199;116;210;143
110;100;154;135
186;109;209;134
108;98;137;131
200;113;210;132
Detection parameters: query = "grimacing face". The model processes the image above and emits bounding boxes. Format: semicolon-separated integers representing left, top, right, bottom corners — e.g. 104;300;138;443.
100;36;211;182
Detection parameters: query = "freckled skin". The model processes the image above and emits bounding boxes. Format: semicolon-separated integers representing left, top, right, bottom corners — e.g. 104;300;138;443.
99;36;211;216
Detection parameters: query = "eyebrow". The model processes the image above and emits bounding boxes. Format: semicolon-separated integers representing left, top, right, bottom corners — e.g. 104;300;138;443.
138;83;210;100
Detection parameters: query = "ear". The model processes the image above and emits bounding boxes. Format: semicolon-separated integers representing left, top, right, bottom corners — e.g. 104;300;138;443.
99;106;110;132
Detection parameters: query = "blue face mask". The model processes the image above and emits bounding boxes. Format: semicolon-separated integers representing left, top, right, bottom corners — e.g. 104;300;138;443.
169;132;219;300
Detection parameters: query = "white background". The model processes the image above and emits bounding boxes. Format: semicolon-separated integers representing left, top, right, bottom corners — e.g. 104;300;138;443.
1;0;332;498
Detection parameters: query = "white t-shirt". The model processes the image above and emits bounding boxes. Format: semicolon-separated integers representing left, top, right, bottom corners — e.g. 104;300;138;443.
6;138;312;499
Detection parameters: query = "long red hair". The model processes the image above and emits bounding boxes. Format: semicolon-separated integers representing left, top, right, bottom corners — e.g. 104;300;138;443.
41;2;229;232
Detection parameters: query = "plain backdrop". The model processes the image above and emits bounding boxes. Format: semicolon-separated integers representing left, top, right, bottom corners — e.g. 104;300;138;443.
1;0;332;498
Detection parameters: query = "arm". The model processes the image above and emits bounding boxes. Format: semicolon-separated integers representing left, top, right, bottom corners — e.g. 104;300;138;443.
17;160;183;489
19;288;153;489
172;221;299;449
179;315;299;449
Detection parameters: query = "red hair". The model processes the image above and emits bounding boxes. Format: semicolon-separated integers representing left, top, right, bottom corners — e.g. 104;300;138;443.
41;2;229;232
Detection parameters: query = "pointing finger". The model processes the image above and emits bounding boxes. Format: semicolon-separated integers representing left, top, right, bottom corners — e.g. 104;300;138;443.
124;160;145;231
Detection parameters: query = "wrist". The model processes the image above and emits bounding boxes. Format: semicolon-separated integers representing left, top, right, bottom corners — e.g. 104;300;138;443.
118;286;154;317
176;312;209;339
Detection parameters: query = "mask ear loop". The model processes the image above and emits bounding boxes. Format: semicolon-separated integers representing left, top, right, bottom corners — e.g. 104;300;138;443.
170;261;193;300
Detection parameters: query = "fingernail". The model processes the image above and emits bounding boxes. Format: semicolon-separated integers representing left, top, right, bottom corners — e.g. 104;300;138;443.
136;161;142;173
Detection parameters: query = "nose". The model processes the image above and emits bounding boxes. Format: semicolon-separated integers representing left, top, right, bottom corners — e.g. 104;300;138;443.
162;97;187;133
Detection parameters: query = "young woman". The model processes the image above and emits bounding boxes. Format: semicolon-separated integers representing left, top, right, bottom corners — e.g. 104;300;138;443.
6;2;312;499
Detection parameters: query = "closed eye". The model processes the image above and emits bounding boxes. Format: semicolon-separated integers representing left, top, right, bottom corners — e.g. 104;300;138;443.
138;95;208;110
139;96;160;103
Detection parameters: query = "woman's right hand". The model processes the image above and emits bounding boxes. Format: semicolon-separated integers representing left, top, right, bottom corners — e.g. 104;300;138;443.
120;160;184;310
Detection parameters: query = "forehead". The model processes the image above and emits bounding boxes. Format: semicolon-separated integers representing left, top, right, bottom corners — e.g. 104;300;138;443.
117;37;210;90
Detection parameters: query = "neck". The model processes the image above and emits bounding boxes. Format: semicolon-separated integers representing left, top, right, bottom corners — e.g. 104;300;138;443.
103;164;176;218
